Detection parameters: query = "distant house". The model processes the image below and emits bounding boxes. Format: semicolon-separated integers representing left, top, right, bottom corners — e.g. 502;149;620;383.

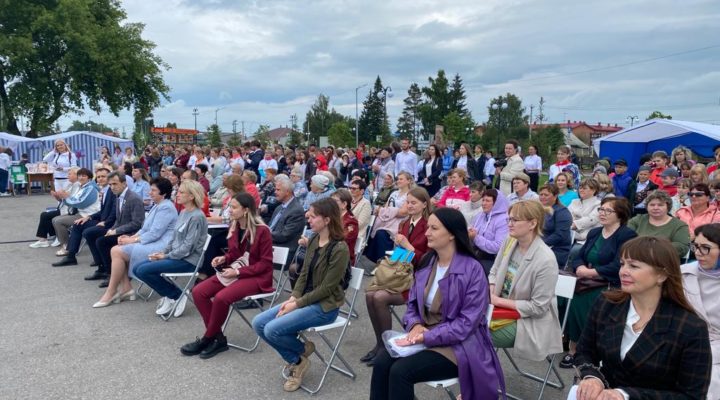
530;121;623;145
267;127;293;145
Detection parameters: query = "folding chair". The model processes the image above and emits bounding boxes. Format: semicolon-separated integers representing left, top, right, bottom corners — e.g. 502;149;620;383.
282;267;364;395
158;234;212;321
9;164;27;196
502;275;576;400
422;305;494;399
222;246;290;352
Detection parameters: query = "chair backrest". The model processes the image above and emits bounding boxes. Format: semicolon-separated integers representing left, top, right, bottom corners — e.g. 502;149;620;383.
569;230;576;246
194;234;212;270
555;274;577;300
486;304;494;325
10;164;27;184
348;267;364;291
272;246;290;266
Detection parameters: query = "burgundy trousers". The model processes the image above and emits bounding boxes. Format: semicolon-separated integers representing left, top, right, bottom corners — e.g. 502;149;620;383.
192;275;263;337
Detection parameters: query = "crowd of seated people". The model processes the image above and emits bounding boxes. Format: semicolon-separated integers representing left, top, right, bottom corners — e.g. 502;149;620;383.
22;139;720;398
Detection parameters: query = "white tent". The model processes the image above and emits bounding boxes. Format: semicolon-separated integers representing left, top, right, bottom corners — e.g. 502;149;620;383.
593;119;720;173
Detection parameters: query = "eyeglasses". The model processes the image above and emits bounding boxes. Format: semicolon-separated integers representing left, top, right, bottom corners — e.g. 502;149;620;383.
691;242;717;255
688;192;707;197
597;207;616;214
506;217;527;225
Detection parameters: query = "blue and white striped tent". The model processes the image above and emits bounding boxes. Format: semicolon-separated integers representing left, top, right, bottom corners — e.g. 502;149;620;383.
0;131;133;170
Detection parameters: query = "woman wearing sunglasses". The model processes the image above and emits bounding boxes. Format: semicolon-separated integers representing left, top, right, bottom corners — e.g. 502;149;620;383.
682;223;720;399
676;183;720;241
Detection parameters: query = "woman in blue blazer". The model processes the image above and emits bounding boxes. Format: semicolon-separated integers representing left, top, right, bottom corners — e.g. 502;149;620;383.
93;177;178;308
538;183;572;267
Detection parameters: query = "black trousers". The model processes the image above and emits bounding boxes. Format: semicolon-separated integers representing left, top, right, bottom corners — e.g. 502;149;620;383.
96;234;120;275
369;350;458;400
528;172;540;192
36;209;60;238
83;224;108;266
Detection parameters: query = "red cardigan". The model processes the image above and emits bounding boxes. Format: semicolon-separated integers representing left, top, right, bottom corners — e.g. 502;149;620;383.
399;216;428;267
342;212;359;265
225;224;275;293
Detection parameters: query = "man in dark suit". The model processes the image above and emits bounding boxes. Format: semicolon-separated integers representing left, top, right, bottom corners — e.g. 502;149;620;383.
53;168;115;267
268;175;306;268
86;171;145;286
244;140;264;173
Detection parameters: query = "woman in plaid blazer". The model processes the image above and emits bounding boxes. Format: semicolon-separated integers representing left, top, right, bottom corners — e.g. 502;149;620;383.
573;236;711;400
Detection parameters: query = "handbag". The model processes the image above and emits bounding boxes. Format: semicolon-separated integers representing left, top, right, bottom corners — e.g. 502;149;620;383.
559;269;609;294
366;247;414;294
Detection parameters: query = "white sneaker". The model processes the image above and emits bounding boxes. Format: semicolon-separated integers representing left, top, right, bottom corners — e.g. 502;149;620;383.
173;295;188;317
29;240;50;248
51;238;61;247
155;297;171;315
0;192;10;197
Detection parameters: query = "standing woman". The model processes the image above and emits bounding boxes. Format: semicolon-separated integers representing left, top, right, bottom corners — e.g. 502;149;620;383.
252;198;350;392
362;187;431;366
498;140;525;196
331;189;360;265
417;144;442;197
147;148;163;179
92;178;178;308
548;145;580;190
181;192;274;359
523;145;542;192
538;183;572;267
451;143;477;182
43;139;77;191
132;180;209;318
682;223;720;399
112;146;124;167
560;197;637;368
122;147;137;165
572;236;711;399
370;208;503;400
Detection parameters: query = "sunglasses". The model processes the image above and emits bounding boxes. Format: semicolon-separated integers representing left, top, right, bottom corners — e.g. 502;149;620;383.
688;192;707;197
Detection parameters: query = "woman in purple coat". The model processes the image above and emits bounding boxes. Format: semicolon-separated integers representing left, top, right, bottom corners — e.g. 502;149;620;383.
370;208;504;400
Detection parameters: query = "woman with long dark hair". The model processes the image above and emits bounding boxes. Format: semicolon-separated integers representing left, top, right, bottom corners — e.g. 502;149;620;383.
370;208;503;400
252;198;349;392
572;236;711;399
181;192;274;359
418;144;442;196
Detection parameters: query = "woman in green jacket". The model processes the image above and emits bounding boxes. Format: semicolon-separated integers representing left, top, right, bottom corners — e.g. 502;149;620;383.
253;197;350;392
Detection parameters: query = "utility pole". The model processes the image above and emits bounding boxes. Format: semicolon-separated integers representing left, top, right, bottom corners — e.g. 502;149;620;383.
528;104;534;137
241;121;245;141
232;120;238;134
192;108;199;131
214;107;223;127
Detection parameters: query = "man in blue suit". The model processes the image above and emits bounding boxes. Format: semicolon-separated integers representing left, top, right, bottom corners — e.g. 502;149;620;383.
53;167;115;267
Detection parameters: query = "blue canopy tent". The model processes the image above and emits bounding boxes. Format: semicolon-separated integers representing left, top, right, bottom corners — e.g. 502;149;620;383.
593;119;720;175
0;131;133;170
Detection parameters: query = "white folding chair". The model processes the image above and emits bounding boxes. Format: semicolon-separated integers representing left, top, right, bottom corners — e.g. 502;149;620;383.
282;267;364;395
502;275;577;400
158;234;212;321
422;305;494;399
222;246;290;352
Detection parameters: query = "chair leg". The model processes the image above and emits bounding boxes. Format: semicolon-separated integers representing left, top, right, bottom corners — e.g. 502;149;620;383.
502;348;565;400
224;299;267;352
160;276;196;321
135;281;155;301
339;297;359;319
292;328;356;395
443;386;456;400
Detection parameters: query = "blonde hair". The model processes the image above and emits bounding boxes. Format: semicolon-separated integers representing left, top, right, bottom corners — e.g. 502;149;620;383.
243;170;257;184
690;164;708;184
557;171;574;189
594;173;613;193
396;171;415;189
180;180;205;209
449;168;467;182
508;200;549;236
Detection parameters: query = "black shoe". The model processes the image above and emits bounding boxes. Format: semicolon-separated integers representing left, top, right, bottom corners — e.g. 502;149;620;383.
181;336;213;356
233;299;262;310
52;256;78;267
89;261;99;267
84;271;108;281
360;349;377;363
98;279;109;288
199;336;229;359
366;348;386;367
559;353;575;369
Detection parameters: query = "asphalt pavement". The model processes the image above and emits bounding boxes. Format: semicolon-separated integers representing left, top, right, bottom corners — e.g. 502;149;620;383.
0;194;572;400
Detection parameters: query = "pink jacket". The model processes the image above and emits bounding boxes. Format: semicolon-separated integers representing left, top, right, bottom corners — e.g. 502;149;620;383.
676;204;720;237
438;185;470;207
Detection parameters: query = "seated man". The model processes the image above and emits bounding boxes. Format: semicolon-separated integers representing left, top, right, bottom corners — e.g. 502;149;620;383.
88;172;145;287
53;168;114;267
268;175;305;268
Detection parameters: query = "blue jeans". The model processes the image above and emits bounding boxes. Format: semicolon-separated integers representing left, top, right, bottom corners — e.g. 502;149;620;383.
132;258;195;300
0;168;8;193
252;303;339;364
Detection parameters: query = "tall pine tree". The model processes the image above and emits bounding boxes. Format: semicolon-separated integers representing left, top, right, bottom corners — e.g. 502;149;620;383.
419;69;450;136
358;76;391;145
448;73;470;119
396;83;422;141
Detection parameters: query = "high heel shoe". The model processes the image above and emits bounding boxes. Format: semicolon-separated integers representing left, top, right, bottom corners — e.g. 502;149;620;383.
93;292;121;308
114;289;137;303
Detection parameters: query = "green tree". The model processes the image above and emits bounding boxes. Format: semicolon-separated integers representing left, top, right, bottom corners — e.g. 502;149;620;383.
0;0;170;137
486;93;526;154
165;122;178;128
442;111;475;145
646;111;672;120
206;124;222;148
448;73;471;119
303;94;347;144
67;120;114;133
287;113;305;147
358;76;390;145
419;70;450;136
132;116;153;150
528;124;565;163
226;133;241;148
396;83;422;141
327;121;355;148
253;124;272;148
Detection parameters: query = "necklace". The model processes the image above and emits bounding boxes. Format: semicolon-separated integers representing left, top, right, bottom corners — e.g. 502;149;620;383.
632;319;650;333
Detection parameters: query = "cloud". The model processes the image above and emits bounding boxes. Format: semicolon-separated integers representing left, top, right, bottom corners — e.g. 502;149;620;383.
61;0;720;132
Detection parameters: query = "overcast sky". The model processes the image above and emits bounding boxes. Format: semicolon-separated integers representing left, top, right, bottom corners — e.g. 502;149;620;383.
62;0;720;135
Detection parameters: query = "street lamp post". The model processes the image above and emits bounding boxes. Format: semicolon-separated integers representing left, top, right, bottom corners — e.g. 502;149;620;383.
192;108;199;131
626;115;639;127
214;107;224;127
491;98;509;155
382;86;393;128
355;83;368;147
